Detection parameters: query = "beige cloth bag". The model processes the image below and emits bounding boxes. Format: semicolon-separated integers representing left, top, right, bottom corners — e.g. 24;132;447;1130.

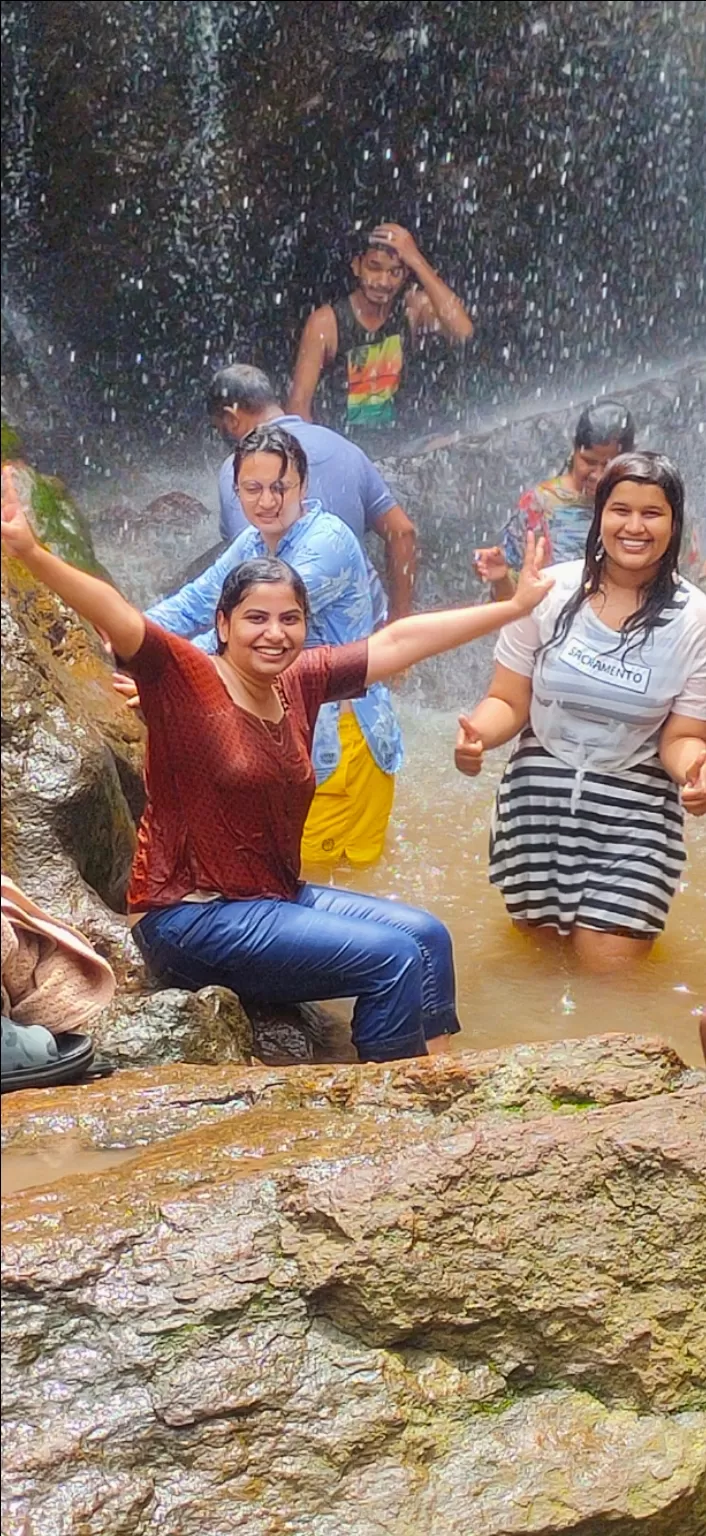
1;876;115;1034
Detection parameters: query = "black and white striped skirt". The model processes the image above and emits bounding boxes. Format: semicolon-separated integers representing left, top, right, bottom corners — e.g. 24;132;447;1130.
489;732;686;937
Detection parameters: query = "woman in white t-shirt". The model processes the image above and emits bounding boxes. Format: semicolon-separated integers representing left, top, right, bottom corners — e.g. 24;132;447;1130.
455;452;706;973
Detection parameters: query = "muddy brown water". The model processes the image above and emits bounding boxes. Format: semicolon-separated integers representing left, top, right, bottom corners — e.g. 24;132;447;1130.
1;1141;137;1196
3;709;703;1197
303;707;706;1070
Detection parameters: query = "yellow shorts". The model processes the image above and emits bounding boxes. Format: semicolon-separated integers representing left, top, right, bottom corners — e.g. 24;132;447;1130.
300;713;395;867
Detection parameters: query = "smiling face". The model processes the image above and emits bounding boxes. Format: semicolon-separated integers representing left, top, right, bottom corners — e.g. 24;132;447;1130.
216;580;307;678
572;439;622;495
352;246;407;309
237;451;305;548
600;479;674;577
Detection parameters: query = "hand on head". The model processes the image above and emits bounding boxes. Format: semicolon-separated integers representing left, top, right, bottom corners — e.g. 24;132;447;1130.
682;749;706;816
370;223;419;266
1;463;37;560
474;546;509;584
455;714;484;777
512;532;554;615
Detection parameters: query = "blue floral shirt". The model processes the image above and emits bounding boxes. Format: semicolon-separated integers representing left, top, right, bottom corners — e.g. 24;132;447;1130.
146;502;404;784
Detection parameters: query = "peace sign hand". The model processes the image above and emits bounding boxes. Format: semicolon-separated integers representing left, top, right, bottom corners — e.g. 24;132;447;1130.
512;531;554;616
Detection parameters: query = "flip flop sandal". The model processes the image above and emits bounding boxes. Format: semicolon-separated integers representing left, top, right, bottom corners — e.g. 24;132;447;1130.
1;1021;114;1094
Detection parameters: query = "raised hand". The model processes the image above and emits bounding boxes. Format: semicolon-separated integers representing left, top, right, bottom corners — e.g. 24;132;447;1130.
1;464;38;561
370;223;421;269
512;531;554;616
682;749;706;816
474;546;509;584
455;714;484;777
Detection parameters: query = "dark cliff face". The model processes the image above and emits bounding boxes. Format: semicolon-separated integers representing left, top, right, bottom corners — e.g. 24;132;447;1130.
2;0;705;439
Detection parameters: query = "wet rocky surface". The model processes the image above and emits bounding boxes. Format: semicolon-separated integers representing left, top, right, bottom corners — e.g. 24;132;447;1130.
1;547;146;980
2;1035;705;1535
93;985;253;1069
89;490;217;611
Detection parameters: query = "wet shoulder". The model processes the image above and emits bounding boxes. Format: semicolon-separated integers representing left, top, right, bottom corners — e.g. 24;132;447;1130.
281;644;333;709
548;557;585;591
299;417;361;462
294;417;363;471
133;621;221;693
518;474;561;506
532;475;590;513
533;559;584;621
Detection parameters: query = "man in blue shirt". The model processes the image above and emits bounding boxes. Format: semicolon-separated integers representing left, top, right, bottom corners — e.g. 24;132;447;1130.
142;424;404;866
209;363;416;623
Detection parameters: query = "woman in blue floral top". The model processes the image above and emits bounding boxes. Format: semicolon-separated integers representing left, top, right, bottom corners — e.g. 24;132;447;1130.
120;424;404;866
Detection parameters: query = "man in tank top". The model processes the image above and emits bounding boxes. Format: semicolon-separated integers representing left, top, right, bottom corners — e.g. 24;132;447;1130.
288;223;473;439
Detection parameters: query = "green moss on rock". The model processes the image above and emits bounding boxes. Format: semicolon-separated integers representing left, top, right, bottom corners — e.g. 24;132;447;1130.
29;470;101;573
1;418;22;461
2;421;101;574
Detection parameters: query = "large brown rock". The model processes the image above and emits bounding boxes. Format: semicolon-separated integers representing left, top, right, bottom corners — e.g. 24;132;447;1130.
93;984;253;1067
2;1036;704;1535
1;550;146;980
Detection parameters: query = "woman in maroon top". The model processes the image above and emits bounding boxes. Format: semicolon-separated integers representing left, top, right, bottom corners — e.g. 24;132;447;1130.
1;465;552;1062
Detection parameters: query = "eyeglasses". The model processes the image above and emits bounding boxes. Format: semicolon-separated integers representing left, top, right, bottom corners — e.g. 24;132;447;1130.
238;481;299;502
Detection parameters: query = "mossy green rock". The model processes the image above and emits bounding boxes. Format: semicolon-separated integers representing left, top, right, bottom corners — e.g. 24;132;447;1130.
28;469;102;573
1;422;100;572
2;1036;704;1534
1;419;22;460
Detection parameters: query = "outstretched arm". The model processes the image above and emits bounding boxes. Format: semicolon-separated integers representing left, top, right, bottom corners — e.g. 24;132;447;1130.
287;306;337;420
147;540;243;641
371;224;473;342
1;465;144;660
365;534;552;684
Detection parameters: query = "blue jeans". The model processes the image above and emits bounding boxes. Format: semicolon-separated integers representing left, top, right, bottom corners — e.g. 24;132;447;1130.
133;884;460;1062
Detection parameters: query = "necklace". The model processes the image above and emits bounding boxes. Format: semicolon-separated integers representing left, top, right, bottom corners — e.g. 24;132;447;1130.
212;656;286;724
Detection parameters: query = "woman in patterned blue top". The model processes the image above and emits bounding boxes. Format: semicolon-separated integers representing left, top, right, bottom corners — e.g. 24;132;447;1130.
124;425;404;866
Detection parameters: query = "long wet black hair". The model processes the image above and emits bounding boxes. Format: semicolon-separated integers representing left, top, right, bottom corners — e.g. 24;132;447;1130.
541;451;685;659
215;557;311;653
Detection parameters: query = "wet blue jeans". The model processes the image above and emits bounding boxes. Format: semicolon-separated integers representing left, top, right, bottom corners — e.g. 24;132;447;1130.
133;884;460;1062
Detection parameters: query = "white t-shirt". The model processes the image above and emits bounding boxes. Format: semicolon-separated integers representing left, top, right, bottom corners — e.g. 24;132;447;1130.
495;561;706;773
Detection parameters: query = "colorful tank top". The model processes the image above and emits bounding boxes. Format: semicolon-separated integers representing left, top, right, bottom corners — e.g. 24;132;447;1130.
502;474;704;583
332;295;407;432
501;476;594;573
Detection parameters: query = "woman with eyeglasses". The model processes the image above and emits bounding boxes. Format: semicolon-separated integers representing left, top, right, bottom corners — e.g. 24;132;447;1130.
126;424;403;867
